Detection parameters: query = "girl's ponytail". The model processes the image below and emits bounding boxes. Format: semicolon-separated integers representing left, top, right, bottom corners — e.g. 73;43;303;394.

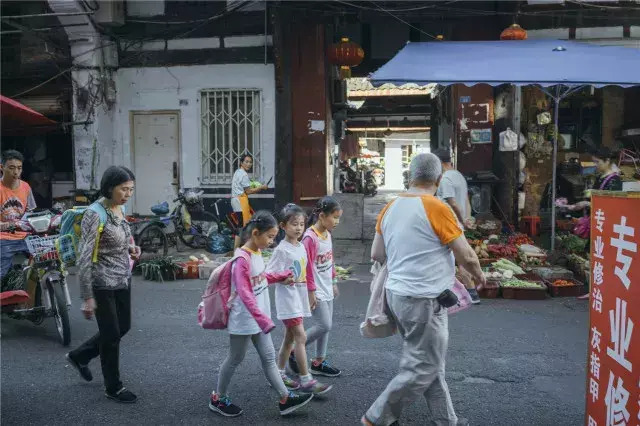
307;196;341;228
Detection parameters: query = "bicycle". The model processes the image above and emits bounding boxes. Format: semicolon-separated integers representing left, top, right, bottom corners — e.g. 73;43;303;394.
130;190;240;254
1;210;72;346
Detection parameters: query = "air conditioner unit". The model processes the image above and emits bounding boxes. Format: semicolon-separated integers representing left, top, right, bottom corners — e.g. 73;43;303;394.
93;0;125;26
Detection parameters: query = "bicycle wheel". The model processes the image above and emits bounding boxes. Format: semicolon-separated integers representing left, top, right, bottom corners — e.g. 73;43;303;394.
48;280;71;346
137;224;169;257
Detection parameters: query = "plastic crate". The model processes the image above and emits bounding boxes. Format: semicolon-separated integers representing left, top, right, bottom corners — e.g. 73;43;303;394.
515;273;542;281
478;281;500;298
545;278;586;297
501;281;547;300
198;262;219;280
177;261;201;280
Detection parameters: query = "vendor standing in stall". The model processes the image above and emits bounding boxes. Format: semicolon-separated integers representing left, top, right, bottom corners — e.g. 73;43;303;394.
231;154;268;225
570;146;622;211
567;146;621;300
433;149;480;304
231;154;268;247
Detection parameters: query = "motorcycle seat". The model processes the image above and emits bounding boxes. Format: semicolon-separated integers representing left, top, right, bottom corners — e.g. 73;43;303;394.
0;290;30;306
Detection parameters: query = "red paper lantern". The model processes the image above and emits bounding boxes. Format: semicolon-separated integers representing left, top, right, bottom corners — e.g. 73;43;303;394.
500;24;527;40
327;37;365;79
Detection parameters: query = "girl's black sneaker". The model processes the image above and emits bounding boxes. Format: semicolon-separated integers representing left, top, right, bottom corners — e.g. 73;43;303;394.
105;387;138;403
310;360;341;377
279;391;313;416
209;393;243;417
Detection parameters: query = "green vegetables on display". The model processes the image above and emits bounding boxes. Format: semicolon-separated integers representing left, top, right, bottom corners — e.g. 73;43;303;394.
335;266;351;280
557;234;587;253
491;259;525;275
501;279;545;289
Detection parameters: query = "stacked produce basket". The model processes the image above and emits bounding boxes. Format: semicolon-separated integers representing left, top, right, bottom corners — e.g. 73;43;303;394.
466;232;586;300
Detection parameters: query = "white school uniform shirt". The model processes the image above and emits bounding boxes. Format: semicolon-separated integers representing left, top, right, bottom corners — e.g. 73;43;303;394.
266;240;312;320
227;250;271;335
304;227;335;302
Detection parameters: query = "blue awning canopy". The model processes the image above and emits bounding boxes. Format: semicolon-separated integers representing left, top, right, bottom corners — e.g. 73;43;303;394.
370;39;640;88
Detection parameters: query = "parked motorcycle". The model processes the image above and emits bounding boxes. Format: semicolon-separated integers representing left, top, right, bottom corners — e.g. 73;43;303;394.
339;161;377;196
360;167;378;196
339;161;358;193
130;189;234;255
0;210;72;346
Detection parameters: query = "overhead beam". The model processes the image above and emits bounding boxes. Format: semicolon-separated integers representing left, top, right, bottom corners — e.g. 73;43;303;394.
1;12;94;19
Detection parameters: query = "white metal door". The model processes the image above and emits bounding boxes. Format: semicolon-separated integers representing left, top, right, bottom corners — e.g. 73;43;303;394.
132;112;179;214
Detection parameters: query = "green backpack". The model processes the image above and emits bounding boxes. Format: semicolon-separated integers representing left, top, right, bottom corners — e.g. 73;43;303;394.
58;202;122;265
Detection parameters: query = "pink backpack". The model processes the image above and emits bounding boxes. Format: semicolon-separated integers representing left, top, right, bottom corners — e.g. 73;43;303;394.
197;249;251;330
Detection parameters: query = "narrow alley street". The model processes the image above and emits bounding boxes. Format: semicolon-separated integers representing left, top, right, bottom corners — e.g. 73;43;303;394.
1;269;588;425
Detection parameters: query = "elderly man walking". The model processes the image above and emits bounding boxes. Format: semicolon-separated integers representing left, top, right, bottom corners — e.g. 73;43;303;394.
362;153;485;426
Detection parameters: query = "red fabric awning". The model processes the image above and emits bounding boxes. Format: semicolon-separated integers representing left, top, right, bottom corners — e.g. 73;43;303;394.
1;95;57;135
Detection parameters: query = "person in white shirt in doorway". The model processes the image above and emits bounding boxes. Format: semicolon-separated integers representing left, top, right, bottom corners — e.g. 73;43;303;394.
433;148;481;305
362;153;485;426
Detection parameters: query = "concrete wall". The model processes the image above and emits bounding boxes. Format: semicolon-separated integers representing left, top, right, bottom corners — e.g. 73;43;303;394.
332;193;364;239
601;86;625;148
115;64;276;191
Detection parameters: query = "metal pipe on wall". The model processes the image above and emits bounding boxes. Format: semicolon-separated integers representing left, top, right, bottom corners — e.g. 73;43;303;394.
550;86;561;251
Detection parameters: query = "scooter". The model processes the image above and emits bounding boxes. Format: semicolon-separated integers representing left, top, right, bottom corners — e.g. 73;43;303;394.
0;210;72;346
360;167;378;197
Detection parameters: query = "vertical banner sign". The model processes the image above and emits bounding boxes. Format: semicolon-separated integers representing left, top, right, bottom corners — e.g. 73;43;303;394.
586;193;640;426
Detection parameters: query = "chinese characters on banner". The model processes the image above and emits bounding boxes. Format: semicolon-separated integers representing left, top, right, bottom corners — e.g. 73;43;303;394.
586;193;639;426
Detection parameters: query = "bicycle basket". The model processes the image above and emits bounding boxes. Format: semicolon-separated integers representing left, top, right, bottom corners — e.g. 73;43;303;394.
25;235;60;264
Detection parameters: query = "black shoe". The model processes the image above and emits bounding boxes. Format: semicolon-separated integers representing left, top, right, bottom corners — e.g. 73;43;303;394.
310;360;341;377
65;353;93;382
288;353;300;375
105;387;138;403
209;394;243;417
279;391;314;416
467;288;481;304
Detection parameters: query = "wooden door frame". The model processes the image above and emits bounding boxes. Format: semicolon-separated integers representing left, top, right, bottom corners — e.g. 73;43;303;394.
129;110;182;212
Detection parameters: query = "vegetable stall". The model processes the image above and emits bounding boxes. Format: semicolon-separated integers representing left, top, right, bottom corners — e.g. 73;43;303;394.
465;229;586;300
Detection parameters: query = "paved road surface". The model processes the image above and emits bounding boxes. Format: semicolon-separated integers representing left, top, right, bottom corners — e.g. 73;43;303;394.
1;271;588;425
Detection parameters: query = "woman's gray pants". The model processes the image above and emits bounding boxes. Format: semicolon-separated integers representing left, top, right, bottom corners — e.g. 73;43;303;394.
366;290;458;426
305;299;333;359
217;332;288;398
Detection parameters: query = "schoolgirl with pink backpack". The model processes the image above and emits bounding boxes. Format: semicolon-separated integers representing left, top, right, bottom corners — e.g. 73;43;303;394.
197;210;313;418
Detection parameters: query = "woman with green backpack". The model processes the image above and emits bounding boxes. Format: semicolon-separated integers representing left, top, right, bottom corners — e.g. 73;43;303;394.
65;166;141;403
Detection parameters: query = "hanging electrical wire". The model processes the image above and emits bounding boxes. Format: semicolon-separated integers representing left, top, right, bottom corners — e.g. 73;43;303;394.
175;0;253;39
9;67;75;98
331;1;460;13
365;1;439;40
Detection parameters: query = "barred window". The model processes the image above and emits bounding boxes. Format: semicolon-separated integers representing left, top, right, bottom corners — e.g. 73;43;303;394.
200;89;262;185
